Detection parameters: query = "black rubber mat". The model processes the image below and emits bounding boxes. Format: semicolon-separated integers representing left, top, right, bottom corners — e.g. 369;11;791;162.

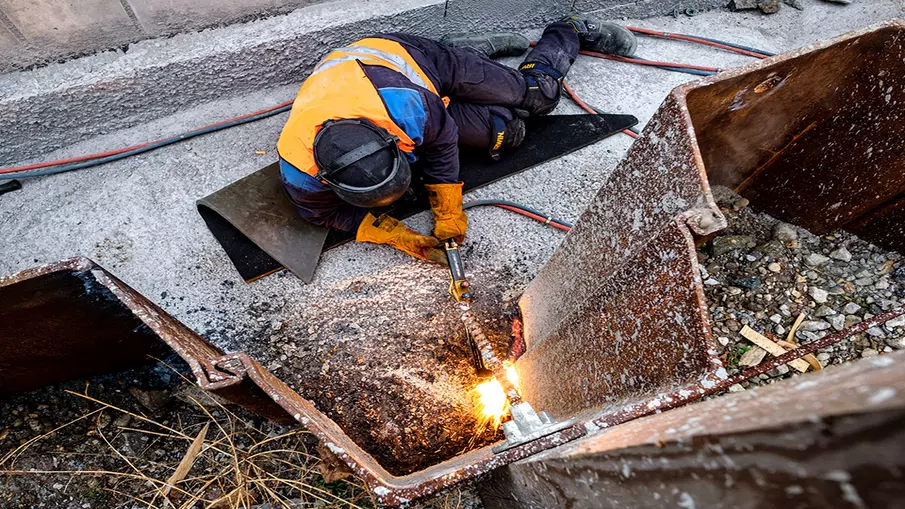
198;203;289;283
198;113;638;283
197;163;329;283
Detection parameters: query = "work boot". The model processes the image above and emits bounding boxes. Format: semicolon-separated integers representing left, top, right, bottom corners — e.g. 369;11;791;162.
561;15;637;57
439;32;530;58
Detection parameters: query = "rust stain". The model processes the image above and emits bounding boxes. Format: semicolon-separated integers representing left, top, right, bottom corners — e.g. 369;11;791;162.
735;120;818;194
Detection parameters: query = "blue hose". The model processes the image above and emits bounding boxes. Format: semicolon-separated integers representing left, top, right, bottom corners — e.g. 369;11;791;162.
631;56;718;77
685;35;776;57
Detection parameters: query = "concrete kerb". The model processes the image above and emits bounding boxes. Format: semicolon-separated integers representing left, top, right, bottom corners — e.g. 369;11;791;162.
0;0;728;166
0;0;445;166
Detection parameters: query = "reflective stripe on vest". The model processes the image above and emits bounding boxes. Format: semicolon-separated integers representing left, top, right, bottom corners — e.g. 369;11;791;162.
315;45;435;93
276;38;441;178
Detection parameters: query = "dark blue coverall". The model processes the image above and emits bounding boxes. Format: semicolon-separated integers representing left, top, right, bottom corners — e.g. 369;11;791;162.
280;22;580;231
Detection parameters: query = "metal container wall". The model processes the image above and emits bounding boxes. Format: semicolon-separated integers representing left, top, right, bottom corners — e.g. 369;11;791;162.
3;20;905;507
686;23;905;252
517;19;905;423
516;219;721;420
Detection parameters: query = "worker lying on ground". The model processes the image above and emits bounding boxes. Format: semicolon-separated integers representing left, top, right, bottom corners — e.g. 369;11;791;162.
276;16;637;263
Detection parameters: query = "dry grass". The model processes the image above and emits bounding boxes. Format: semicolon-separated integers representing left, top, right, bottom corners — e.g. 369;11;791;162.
413;486;477;509
438;489;468;509
0;364;376;509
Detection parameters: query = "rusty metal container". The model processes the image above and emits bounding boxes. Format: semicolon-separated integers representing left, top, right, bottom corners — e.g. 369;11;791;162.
687;22;905;251
518;18;905;425
0;259;288;419
3;20;905;506
482;351;905;509
0;258;591;505
0;258;177;394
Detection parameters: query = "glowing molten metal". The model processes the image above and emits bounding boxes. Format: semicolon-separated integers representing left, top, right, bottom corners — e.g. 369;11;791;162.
473;362;520;429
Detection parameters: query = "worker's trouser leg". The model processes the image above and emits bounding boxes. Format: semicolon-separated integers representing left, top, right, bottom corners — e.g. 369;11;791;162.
521;22;581;80
517;21;581;116
392;22;579;111
388;22;580;154
447;102;522;157
441;22;580;154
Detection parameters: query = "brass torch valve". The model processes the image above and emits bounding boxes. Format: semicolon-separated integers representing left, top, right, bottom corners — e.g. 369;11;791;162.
444;240;472;304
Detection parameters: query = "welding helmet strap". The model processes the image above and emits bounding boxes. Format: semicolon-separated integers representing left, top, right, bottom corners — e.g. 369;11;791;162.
313;118;402;192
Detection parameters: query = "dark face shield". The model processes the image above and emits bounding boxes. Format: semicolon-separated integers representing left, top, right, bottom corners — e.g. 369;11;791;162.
313;119;412;209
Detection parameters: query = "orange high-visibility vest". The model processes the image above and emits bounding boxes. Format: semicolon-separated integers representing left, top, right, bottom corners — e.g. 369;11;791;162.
277;38;445;177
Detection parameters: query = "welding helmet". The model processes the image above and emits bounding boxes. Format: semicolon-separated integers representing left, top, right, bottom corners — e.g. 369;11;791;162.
312;118;412;208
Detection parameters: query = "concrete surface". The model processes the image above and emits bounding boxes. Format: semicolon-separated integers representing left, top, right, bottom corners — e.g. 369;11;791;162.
0;0;901;396
0;0;732;166
0;0;325;73
0;0;138;49
127;0;319;34
0;0;728;74
0;19;21;51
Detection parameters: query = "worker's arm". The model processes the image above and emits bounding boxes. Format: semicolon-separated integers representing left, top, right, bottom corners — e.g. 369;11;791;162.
417;90;460;184
279;160;446;264
369;76;468;242
417;91;468;242
279;160;368;232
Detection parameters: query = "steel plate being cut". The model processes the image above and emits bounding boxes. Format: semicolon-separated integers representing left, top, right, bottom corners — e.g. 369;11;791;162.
517;19;905;427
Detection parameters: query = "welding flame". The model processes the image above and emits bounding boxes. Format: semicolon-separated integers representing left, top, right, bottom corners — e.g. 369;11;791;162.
505;363;519;386
473;362;520;430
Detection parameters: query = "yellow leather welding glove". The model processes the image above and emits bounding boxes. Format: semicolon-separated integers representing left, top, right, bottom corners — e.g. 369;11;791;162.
356;213;448;266
425;182;468;242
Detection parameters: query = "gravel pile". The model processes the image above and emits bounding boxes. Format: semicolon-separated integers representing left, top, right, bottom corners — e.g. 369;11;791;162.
703;186;905;390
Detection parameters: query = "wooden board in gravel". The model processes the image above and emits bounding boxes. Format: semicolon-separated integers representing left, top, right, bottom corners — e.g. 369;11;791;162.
197;113;638;283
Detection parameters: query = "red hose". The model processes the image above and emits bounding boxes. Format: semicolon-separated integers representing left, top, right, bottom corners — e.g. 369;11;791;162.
0;100;295;175
562;81;597;115
561;81;638;139
625;26;769;59
492;204;571;231
578;49;721;72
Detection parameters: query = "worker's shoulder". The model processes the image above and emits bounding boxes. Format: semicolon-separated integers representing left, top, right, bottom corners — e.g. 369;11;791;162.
377;87;428;143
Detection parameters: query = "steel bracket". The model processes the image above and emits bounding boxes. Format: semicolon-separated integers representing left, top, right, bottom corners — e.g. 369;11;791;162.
494;402;575;453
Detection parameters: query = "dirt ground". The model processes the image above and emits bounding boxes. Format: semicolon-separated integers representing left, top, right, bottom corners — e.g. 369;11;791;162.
0;356;373;509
